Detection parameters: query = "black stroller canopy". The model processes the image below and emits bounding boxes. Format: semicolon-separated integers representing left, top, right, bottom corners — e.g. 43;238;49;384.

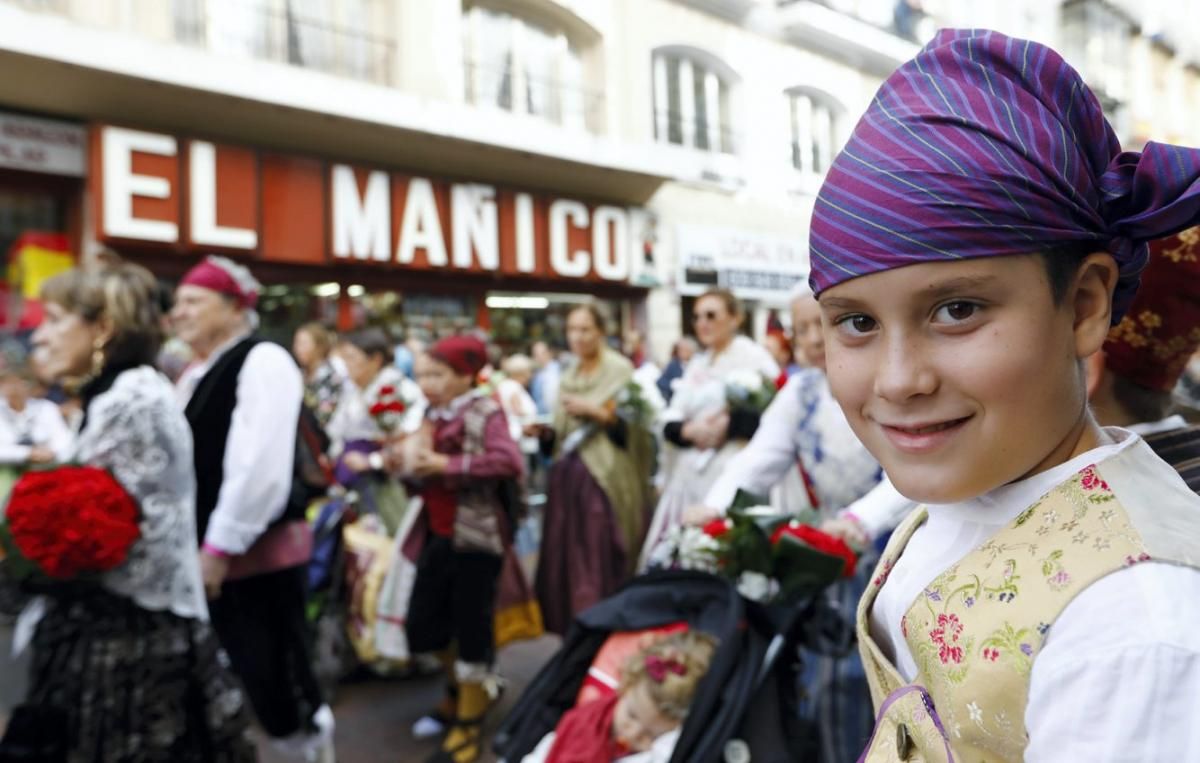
494;570;805;763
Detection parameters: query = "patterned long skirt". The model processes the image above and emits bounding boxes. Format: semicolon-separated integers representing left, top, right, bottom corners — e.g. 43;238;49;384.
2;589;256;763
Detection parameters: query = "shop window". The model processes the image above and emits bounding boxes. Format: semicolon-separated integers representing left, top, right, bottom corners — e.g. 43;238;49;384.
0;188;64;260
652;48;737;154
787;88;843;177
462;4;592;131
172;0;394;85
486;293;623;355
0;177;75;333
254;284;477;347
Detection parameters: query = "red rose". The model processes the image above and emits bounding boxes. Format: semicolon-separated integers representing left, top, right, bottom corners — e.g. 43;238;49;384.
368;402;387;416
378;385;396;396
386;401;406;413
774;372;789;391
771;522;857;577
2;466;140;580
702;518;732;539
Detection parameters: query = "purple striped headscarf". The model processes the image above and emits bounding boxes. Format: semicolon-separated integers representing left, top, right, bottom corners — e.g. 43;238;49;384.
809;29;1200;321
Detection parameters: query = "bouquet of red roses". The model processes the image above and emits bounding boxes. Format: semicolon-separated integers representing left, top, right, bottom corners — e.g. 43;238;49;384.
367;382;413;436
647;491;856;603
0;465;140;581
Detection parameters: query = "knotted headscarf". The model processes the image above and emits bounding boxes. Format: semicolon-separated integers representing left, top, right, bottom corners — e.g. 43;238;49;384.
179;255;261;309
809;29;1200;322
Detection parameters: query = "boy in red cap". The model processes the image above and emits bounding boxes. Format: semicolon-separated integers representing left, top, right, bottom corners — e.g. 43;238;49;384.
399;335;524;763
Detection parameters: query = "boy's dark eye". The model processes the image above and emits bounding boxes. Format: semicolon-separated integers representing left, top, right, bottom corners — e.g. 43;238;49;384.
835;314;877;335
851;316;876;332
935;301;978;323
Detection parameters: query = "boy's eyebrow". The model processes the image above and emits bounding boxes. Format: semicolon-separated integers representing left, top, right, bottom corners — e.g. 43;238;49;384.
920;275;1001;299
819;275;1001;311
819;295;865;312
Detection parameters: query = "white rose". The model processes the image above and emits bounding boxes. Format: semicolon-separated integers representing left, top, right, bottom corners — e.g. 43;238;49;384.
726;370;766;392
736;571;774;602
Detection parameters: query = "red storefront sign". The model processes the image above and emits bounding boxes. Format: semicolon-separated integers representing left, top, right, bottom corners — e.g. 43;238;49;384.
91;124;642;283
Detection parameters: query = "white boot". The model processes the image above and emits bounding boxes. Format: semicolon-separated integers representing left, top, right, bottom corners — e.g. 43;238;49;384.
306;705;336;763
268;705;336;763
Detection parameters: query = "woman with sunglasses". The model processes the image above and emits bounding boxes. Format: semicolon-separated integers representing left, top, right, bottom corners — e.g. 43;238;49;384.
639;289;780;568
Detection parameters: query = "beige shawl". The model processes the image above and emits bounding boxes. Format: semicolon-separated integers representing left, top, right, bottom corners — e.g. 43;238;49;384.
554;348;654;567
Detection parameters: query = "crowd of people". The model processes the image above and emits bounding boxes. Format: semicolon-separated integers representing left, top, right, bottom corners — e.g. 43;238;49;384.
0;242;835;762
1;27;1200;763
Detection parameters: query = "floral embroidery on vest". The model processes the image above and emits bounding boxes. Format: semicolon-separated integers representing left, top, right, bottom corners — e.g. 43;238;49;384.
858;460;1164;761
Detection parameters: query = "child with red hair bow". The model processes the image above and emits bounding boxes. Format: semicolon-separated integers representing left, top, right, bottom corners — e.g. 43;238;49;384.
525;631;718;763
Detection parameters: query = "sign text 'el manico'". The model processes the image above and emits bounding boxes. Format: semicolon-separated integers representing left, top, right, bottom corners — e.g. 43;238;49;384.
92;125;641;283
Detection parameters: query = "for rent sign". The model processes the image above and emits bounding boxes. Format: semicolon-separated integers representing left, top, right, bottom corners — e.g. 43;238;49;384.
91;124;643;283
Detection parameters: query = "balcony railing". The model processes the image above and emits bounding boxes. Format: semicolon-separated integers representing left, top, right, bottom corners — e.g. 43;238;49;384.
173;0;396;85
653;108;739;155
3;0;397;87
463;59;605;133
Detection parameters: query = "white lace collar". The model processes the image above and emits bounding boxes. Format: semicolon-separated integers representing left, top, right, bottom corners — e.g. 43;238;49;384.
428;389;481;421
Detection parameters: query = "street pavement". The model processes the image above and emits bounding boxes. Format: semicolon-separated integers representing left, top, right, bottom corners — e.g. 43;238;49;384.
1;627;560;763
257;634;562;763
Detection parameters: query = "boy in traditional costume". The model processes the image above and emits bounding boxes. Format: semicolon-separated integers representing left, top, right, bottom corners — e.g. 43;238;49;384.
403;335;525;763
808;30;1200;761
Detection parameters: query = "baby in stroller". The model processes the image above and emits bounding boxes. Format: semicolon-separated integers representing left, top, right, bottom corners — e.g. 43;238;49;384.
523;631;718;763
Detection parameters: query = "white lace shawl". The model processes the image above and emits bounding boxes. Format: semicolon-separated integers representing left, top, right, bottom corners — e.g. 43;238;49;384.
80;367;208;621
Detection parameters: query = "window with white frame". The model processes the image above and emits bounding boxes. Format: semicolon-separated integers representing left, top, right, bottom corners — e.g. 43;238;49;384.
787;89;841;176
652;50;735;153
462;4;589;131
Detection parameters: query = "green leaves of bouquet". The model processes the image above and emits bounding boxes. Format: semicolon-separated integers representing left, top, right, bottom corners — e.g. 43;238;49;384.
616;380;655;428
700;490;858;602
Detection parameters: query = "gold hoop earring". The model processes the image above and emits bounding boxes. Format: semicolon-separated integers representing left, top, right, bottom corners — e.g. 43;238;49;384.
91;339;106;378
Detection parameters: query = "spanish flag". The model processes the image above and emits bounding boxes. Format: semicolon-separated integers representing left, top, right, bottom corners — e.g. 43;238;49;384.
2;231;74;329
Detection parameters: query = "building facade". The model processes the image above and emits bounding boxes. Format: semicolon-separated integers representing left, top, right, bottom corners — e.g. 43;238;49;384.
0;0;1196;358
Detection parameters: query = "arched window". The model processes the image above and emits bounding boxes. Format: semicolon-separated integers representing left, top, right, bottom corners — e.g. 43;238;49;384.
652;47;738;154
786;88;843;176
462;3;591;131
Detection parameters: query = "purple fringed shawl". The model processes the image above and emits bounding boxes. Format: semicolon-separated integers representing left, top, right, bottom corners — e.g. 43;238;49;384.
809;29;1200;321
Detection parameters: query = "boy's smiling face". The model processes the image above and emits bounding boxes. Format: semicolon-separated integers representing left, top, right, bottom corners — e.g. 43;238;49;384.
819;254;1115;504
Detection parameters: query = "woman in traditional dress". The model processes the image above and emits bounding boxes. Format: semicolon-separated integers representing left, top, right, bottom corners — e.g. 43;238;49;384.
0;260;254;762
535;303;655;635
292;321;343;429
327;327;426;530
639;289;779;568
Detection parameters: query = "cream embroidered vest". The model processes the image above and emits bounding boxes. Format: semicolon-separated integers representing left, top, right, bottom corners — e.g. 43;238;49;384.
856;439;1200;762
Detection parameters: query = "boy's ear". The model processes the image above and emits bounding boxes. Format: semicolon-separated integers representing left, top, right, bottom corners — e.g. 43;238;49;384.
1071;253;1120;359
1084;350;1107;398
